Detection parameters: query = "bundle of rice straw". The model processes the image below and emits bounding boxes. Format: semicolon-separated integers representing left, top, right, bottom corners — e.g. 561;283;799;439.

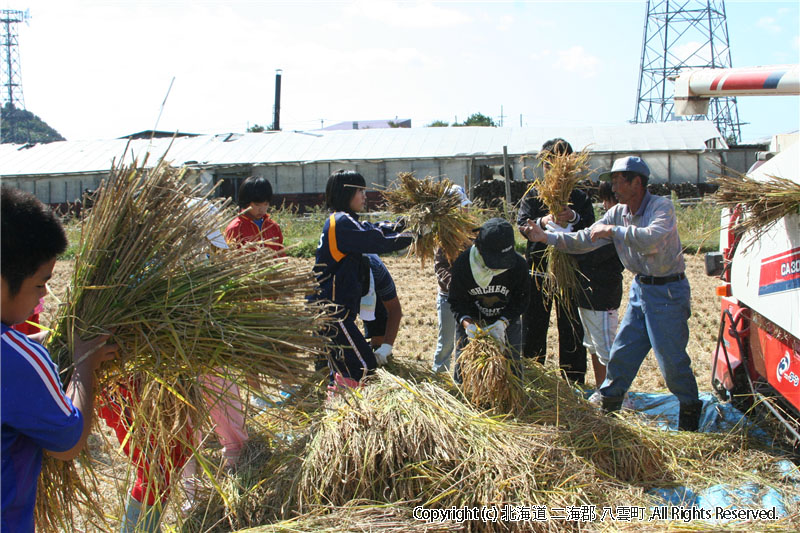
298;370;622;532
712;167;800;249
382;172;479;265
526;148;591;312
195;367;799;532
36;156;333;531
457;334;524;414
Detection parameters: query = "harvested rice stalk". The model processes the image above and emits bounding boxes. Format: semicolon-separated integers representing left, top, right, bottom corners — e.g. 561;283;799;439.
299;370;609;532
458;334;524;414
528;149;591;312
382;172;479;265
711;167;800;250
182;432;309;532
239;503;463;532
36;156;333;531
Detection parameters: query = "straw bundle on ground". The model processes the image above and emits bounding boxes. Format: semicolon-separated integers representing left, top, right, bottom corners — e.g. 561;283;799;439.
457;335;524;414
525;149;591;311
298;370;621;532
191;365;798;532
712;167;800;249
36;156;332;531
382;172;479;265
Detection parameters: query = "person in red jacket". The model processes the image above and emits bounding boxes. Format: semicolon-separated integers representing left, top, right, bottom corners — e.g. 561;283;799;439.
224;176;284;255
225;176;284;409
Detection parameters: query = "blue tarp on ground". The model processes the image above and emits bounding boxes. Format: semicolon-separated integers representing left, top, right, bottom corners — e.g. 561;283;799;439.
611;390;799;524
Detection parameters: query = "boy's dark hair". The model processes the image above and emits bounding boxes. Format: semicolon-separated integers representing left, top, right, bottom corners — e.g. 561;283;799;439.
325;170;366;213
619;170;649;188
598;181;616;202
237;176;273;209
1;186;67;297
539;138;574;159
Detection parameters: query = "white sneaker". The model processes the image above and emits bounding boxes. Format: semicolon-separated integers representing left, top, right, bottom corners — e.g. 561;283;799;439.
588;390;603;406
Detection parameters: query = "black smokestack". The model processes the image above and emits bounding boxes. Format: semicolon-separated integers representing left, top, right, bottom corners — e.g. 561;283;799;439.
272;69;282;131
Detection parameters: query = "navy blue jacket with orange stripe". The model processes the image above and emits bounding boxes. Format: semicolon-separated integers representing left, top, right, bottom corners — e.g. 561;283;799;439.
313;211;413;320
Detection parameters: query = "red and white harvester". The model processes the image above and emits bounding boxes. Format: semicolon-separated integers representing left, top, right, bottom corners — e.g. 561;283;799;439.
674;64;800;442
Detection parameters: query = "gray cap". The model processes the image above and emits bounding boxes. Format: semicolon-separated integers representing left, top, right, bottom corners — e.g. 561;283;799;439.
597;156;650;182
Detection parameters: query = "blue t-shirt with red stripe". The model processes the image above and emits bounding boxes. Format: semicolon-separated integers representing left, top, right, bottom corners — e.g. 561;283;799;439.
312;212;411;320
1;323;83;533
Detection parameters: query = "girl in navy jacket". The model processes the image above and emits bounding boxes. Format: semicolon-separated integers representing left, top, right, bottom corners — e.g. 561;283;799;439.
313;170;412;385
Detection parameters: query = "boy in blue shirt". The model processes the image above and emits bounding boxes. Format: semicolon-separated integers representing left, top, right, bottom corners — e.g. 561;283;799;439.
1;187;117;532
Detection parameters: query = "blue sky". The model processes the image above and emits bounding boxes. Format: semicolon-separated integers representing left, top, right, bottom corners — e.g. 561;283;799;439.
10;1;800;142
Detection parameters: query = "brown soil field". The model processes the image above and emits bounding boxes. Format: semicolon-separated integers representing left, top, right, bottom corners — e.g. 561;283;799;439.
39;252;725;531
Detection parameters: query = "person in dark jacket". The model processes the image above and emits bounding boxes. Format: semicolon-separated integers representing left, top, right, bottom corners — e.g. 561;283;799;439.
448;218;530;384
575;181;624;388
313;170;412;388
516;138;594;384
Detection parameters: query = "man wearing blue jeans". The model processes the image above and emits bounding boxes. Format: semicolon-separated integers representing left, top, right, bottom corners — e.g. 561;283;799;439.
521;156;703;431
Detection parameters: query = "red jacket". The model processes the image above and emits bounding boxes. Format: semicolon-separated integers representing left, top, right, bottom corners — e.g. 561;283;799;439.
225;214;284;255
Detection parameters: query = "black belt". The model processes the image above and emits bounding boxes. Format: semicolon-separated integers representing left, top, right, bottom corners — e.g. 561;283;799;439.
636;273;686;285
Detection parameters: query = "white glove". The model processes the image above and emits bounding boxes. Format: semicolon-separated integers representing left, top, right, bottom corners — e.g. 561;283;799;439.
374;343;393;365
545;221;573;233
465;323;479;340
485;319;508;344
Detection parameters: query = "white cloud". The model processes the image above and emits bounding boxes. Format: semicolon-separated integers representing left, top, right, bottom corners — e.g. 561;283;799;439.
756;16;782;34
553;46;600;78
347;0;471;29
496;14;514;32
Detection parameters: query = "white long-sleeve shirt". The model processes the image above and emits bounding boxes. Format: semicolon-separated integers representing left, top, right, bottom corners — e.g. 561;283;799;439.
545;192;686;277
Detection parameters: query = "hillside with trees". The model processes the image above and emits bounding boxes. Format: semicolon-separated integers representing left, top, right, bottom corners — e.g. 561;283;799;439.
1;103;65;144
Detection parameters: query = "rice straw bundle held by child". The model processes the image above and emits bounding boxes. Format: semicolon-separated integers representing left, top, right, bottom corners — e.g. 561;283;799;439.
36;156;332;531
382;172;478;265
457;334;524;414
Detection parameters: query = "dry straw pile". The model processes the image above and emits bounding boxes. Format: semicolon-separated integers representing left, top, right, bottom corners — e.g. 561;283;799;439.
382;172;479;265
36;156;332;531
179;363;798;532
712;167;800;249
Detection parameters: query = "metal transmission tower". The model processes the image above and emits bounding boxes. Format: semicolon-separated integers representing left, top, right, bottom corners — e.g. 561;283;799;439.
633;0;742;143
1;8;29;109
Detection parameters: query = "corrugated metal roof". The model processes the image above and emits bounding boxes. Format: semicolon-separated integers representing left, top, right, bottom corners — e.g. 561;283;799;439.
0;121;725;178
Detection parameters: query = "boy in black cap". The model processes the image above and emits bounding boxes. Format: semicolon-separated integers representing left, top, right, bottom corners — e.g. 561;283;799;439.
448;218;530;383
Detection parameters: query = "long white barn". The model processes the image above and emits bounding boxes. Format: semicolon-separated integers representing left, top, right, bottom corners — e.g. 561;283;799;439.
1;121;755;206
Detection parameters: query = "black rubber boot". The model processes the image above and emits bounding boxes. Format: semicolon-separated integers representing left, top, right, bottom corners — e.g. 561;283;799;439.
678;400;704;431
601;396;624;414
